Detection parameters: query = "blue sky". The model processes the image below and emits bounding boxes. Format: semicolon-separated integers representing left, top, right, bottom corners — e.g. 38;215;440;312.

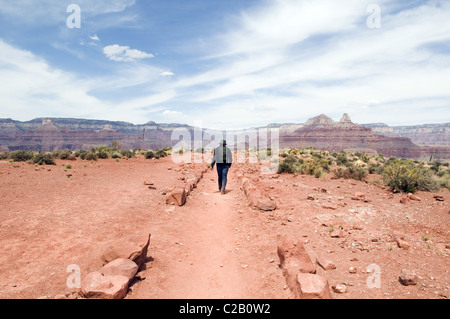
0;0;449;129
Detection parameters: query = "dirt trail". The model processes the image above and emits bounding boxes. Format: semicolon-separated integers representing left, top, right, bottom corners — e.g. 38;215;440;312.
129;167;277;299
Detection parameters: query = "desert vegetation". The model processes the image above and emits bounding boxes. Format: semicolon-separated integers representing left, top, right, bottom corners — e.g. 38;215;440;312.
1;145;449;194
277;147;449;193
0;143;171;165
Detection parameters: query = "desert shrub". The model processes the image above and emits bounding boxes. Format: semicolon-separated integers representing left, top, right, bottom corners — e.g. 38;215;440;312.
97;150;109;159
145;150;155;159
0;152;8;160
121;150;134;158
439;173;450;190
368;163;384;174
52;149;69;159
74;149;88;158
10;150;34;162
336;152;348;166
33;152;56;165
333;163;368;181
110;152;121;159
313;167;326;178
430;161;442;173
382;159;439;193
277;155;301;174
155;149;167;158
80;151;97;161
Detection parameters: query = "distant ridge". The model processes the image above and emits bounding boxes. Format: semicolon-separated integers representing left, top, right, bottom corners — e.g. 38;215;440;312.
1;115;449;160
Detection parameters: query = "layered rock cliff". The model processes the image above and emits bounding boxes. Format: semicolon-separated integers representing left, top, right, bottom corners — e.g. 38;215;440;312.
362;123;450;146
1;115;449;160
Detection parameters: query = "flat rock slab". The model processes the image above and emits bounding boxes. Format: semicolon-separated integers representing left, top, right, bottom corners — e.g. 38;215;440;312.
81;271;130;299
101;234;151;269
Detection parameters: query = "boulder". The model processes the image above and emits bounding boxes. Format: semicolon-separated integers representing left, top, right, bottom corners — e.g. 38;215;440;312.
99;258;138;281
296;273;332;299
281;266;303;299
80;271;129;299
251;196;277;211
277;235;316;274
396;238;410;250
399;269;418;286
166;187;187;206
316;258;336;271
101;234;151;269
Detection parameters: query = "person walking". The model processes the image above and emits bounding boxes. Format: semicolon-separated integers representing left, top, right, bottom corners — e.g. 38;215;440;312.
210;140;233;194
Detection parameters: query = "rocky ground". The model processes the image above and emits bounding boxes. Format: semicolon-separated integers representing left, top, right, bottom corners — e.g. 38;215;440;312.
0;156;448;299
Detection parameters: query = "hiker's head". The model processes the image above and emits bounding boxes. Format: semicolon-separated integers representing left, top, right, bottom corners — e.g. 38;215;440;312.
220;140;227;146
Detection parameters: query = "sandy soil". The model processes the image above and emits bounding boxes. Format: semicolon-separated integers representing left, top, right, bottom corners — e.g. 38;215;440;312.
0;156;448;299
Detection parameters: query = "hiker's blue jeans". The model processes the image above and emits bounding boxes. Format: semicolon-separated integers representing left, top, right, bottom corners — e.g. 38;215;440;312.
217;164;231;192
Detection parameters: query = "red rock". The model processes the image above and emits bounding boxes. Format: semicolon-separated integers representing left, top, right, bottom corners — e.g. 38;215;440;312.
166;187;186;206
408;193;421;201
316;258;336;271
321;203;337;210
277;235;316;274
252;197;277;211
99;258;138;281
349;267;357;274
332;283;348;294
399;269;418;286
396;238;410;250
281;266;302;299
101;234;151;269
296;273;332;299
434;195;444;201
330;229;344;238
80;271;129;299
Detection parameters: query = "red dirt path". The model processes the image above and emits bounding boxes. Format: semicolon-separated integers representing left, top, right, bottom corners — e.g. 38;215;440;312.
0;156;448;299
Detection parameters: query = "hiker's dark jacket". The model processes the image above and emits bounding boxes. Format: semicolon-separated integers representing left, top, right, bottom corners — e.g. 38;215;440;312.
211;146;233;168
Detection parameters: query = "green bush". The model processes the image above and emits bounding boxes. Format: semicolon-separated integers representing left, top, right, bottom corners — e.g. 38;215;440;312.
80;151;97;161
74;149;87;158
52;149;75;160
277;155;301;174
333;164;368;181
111;152;121;159
336;152;348;165
33;152;56;165
97;150;109;159
145;150;155;159
10;150;34;162
121;150;134;158
439;173;450;190
382;159;439;193
155;149;167;158
0;152;8;160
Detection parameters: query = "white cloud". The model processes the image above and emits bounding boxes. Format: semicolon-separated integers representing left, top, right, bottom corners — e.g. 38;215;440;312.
103;44;154;62
160;71;175;77
90;34;100;41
